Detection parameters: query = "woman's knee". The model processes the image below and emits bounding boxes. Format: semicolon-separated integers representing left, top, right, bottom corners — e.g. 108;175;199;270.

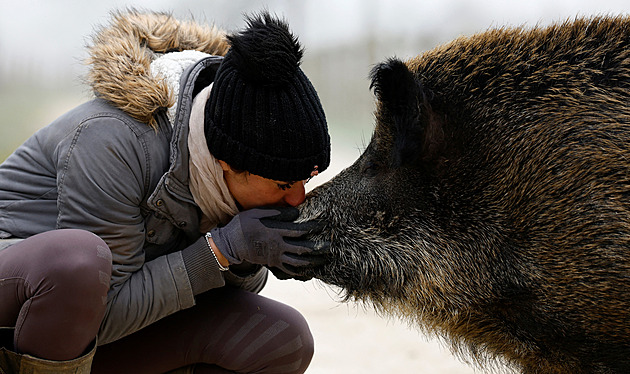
18;229;112;312
4;229;112;359
269;302;315;373
47;229;111;274
193;288;315;373
235;294;315;373
47;230;111;303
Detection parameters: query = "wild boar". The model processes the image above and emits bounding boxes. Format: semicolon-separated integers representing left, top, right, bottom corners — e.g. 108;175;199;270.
298;15;630;374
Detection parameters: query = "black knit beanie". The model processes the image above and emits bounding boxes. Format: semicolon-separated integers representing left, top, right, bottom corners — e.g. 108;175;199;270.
204;12;330;182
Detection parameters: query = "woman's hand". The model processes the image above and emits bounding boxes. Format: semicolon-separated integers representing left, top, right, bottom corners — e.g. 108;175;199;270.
209;207;329;278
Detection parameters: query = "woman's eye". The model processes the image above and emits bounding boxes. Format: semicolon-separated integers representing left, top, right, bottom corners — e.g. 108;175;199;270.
277;183;293;190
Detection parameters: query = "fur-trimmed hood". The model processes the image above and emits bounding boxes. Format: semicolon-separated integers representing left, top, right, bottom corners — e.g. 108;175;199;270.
86;9;229;127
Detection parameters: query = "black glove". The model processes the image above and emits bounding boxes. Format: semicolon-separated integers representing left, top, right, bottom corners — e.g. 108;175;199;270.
268;266;319;282
210;207;329;277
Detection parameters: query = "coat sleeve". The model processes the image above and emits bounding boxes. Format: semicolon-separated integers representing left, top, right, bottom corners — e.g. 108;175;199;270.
54;115;201;344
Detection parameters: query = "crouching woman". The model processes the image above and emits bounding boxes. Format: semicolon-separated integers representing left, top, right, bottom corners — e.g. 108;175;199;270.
0;10;330;374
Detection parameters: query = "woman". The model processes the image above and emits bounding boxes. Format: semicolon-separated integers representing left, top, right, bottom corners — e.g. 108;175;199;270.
0;9;330;374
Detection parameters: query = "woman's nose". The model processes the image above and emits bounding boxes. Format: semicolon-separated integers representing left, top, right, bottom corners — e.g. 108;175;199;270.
283;181;306;207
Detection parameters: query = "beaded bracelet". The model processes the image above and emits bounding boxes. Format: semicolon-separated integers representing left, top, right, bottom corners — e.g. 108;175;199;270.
205;232;229;271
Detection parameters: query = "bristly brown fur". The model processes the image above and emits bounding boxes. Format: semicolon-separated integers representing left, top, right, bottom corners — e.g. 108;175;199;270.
86;9;229;128
300;14;630;374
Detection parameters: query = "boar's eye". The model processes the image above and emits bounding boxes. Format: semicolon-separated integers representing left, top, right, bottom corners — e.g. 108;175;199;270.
362;160;381;177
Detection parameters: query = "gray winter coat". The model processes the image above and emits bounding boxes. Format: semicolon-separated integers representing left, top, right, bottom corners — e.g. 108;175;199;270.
0;11;267;345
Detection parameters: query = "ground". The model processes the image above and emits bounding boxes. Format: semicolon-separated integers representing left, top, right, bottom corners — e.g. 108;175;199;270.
261;276;480;374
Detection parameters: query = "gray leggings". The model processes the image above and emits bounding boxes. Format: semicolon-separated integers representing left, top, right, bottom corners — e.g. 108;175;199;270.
91;286;314;374
0;230;314;373
0;229;112;360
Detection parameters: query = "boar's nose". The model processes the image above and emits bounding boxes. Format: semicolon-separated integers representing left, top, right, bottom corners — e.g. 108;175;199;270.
284;181;306;207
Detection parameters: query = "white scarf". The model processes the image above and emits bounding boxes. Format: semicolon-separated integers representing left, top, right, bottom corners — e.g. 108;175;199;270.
188;84;239;232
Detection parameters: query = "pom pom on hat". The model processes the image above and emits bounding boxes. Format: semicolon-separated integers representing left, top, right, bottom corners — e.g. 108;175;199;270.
204;11;330;182
226;12;303;86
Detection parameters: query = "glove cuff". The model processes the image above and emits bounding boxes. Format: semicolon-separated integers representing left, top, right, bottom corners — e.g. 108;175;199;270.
210;226;244;265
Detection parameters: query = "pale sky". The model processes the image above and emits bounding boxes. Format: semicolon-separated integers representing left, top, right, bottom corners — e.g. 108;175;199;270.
1;0;627;78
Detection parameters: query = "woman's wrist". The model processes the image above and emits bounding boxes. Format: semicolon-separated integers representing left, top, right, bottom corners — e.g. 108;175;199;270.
205;232;230;269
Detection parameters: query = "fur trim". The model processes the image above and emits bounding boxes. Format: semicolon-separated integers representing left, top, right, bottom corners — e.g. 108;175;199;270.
86;9;229;127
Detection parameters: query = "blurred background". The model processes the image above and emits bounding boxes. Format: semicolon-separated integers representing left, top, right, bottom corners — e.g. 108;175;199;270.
1;1;627;373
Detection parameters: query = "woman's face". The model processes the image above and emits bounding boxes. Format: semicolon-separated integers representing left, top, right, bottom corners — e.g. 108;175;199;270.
219;160;307;210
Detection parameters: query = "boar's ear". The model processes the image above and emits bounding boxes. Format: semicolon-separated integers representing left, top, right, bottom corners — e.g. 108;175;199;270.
370;58;444;168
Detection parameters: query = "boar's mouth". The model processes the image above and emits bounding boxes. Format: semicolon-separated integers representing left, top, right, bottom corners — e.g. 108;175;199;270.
296;194;414;302
296;192;322;222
